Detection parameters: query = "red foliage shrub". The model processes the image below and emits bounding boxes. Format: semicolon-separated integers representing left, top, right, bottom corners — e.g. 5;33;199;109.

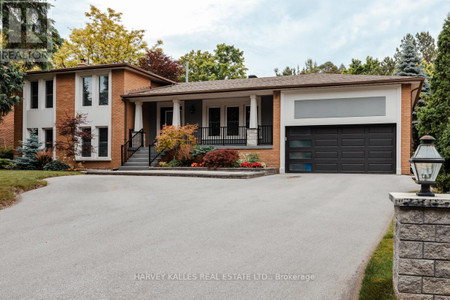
203;149;239;169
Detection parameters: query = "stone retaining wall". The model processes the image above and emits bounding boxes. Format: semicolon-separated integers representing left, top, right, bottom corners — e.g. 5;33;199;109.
391;193;450;300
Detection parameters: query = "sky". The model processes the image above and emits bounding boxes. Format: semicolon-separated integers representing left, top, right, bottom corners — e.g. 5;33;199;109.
50;0;449;77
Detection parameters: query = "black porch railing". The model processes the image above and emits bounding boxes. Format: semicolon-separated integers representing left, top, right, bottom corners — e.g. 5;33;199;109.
120;129;144;165
196;126;247;145
258;125;273;145
194;125;273;146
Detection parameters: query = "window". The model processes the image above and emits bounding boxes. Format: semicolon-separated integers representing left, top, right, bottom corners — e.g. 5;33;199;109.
81;128;92;157
30;81;39;109
289;140;312;147
45;80;53;108
82;77;92;106
289;163;312;172
99;75;109;105
98;128;108;157
208;108;221;136
44;129;53;151
226;107;239;135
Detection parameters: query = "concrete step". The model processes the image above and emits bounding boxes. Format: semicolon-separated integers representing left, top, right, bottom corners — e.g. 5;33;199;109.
124;162;149;166
128;158;149;163
118;165;150;171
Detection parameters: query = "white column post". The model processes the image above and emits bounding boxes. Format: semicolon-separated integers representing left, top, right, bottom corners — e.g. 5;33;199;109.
249;94;258;129
134;101;143;131
247;95;258;146
173;99;181;127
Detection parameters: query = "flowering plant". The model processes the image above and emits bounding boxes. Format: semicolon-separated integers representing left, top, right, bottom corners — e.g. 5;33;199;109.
191;162;204;167
251;162;263;168
239;162;252;168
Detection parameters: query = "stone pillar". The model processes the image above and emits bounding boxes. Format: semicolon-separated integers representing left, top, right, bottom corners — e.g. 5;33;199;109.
173;99;181;127
391;193;450;300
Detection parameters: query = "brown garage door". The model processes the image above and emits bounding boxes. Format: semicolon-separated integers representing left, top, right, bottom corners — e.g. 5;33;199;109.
286;124;396;173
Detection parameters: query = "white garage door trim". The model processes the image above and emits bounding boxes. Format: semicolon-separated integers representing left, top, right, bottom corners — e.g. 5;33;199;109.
279;85;402;174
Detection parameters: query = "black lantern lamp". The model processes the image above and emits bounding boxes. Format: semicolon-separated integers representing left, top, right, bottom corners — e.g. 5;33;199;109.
410;135;444;197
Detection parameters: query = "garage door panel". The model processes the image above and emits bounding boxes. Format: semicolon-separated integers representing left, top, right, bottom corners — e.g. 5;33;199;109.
368;150;394;158
315;139;338;146
369;138;394;146
341;127;365;134
342;164;365;172
341;151;365;158
286;124;396;174
368;164;394;172
315;151;338;158
315;163;338;172
342;138;365;146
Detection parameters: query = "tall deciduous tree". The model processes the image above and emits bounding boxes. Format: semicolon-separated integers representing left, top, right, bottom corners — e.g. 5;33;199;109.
0;61;24;121
139;42;182;82
417;15;450;192
179;44;247;81
53;6;147;68
415;31;437;64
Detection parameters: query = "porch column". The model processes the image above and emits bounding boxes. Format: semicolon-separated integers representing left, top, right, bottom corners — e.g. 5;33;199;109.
134;101;143;131
247;95;258;146
133;100;144;148
173;99;181;127
249;95;258;129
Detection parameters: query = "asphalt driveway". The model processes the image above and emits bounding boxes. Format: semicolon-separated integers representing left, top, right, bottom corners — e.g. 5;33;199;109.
0;174;417;299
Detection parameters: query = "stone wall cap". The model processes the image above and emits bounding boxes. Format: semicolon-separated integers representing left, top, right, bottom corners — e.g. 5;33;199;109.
390;192;450;208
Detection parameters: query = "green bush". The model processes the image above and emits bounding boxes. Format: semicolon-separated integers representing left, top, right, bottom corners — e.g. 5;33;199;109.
191;145;216;157
43;160;70;171
0;158;15;169
243;153;260;164
167;159;181;167
0;146;15;159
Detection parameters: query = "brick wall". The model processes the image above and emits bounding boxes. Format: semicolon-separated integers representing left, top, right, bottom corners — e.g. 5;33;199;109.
393;199;450;299
83;70;151;169
0;109;15;148
55;73;75;163
401;84;412;175
239;91;281;170
13;102;23;149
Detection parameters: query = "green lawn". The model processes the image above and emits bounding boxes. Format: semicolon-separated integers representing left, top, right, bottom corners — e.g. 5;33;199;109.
358;221;395;300
0;170;80;209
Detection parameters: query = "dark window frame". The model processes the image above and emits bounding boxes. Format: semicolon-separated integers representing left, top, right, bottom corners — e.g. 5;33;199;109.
81;127;92;157
99;75;109;106
30;81;39;109
45;80;53;108
226;106;239;136
98;127;108;157
82;77;93;107
44;129;53;151
208;107;221;136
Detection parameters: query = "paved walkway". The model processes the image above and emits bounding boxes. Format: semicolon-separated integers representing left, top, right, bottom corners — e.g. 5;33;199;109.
0;174;417;299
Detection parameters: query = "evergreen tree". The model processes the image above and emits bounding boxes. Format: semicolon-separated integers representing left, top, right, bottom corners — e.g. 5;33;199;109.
395;35;430;93
14;130;42;169
417;14;450;193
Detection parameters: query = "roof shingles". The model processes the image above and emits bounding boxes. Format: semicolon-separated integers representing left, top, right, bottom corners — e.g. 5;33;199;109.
124;73;424;98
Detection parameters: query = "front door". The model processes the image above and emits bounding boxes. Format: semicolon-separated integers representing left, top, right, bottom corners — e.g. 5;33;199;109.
160;107;173;128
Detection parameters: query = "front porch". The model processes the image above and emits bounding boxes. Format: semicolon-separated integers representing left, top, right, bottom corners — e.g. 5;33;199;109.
121;93;274;167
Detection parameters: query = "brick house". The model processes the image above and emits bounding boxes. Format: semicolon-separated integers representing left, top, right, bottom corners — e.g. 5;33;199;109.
2;63;423;174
